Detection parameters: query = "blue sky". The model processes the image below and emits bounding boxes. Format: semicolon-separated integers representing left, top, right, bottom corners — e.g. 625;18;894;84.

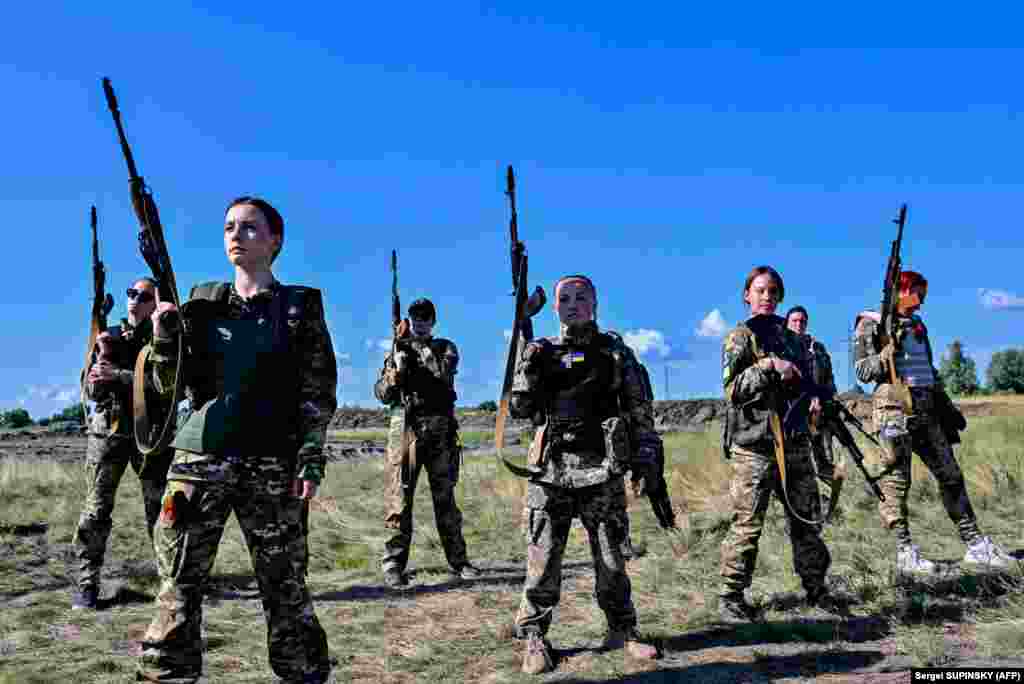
2;4;1023;418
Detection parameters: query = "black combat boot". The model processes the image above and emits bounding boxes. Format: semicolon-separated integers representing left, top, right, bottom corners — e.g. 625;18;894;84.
71;585;99;610
383;567;408;588
718;591;763;624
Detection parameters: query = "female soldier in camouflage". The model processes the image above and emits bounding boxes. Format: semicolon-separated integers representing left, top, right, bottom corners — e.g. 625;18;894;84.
854;270;1014;574
719;266;839;622
509;274;659;675
72;277;169;610
137;197;337;684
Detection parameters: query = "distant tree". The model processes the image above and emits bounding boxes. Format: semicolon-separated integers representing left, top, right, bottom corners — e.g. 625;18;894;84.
476;400;498;412
938;340;979;395
37;417;51;427
987;348;1024;393
54;404;85;423
1;408;33;428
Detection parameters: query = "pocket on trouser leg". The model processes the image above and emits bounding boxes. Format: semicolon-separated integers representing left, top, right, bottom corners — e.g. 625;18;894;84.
154;481;195;580
874;401;908;458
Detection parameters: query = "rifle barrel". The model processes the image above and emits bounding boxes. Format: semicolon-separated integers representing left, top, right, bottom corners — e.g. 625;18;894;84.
102;78;141;181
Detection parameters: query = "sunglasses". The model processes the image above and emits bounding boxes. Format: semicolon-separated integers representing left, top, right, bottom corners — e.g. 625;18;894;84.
126;288;155;303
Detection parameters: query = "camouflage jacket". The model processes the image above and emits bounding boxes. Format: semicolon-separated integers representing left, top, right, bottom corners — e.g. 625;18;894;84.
509;321;661;489
374;336;459;416
151;281;338;483
804;335;837;395
83;317;154;438
722;315;813;451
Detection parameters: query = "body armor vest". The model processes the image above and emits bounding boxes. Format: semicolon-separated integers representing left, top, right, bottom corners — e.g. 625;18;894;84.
172;282;304;456
541;337;618;455
400;338;457;415
893;319;935;387
89;318;153;437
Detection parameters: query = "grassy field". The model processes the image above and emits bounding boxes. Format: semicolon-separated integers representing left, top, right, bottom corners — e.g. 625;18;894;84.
0;417;1021;682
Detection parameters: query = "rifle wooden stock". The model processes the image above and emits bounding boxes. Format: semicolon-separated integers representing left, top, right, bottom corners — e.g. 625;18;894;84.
102;78;184;466
81;205;115;430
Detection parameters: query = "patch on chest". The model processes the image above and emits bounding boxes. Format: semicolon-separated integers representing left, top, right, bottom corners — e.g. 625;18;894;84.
561;351;585;368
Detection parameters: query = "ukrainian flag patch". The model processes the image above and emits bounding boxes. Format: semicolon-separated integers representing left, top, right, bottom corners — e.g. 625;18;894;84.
561;351;585;368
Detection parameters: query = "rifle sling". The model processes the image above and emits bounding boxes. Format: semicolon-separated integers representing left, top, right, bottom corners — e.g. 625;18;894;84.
132;327;184;472
750;336;840;526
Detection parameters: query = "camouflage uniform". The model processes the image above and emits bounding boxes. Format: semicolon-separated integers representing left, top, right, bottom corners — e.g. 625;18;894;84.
853;312;981;547
137;281;337;684
73;318;172;593
510;321;661;638
720;316;830;599
373;335;468;575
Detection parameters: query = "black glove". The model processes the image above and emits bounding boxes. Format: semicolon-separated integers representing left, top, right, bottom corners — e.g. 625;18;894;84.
630;445;663;497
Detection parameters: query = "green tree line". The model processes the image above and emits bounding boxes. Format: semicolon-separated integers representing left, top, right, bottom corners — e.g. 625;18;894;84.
939;342;1024;396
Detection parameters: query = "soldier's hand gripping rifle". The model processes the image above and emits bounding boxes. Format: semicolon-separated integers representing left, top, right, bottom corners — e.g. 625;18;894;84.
633;442;677;530
81;205;116;418
102;78;185;463
496;166;546;476
878;204;913;412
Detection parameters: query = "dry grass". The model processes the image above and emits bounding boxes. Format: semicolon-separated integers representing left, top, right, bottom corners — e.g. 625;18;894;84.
0;415;1021;681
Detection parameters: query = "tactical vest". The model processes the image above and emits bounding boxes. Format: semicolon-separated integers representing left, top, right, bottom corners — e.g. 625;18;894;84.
400;338;457;415
726;318;808;451
893;319;935;387
539;335;619;457
171;282;311;455
90;318;153;437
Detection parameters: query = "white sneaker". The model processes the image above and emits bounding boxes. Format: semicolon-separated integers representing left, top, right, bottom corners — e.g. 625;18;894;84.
963;537;1015;569
897;544;936;574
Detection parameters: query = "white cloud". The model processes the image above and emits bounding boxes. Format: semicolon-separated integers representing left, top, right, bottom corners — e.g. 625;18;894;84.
363;338;392;353
54;388;77;404
979;289;1024;311
695;309;729;338
20;384;78;403
622;329;671;358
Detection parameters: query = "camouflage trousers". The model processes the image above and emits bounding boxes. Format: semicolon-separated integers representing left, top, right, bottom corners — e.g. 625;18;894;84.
720;441;830;597
137;473;329;683
72;434;169;591
381;413;467;573
811;429;835;487
873;411;980;547
515;478;637;637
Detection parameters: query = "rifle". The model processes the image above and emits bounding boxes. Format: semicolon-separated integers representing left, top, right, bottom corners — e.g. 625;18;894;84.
496;166;544;476
80;205;115;421
390;249;413;490
744;315;848;525
636;443;676;529
102;78;184;463
878;204;913;411
784;383;886;502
